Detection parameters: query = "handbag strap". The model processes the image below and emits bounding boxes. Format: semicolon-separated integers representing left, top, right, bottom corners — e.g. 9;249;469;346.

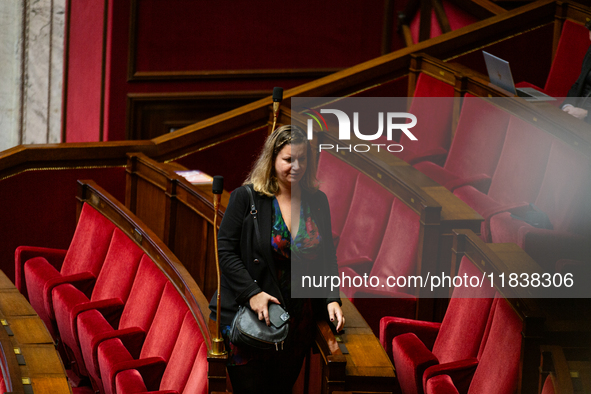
245;185;264;253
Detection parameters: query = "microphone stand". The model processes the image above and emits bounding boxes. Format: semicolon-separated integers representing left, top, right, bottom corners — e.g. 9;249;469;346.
271;100;281;134
270;87;283;134
210;177;226;356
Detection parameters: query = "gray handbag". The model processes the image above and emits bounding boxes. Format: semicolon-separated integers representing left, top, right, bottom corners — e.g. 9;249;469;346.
229;186;290;351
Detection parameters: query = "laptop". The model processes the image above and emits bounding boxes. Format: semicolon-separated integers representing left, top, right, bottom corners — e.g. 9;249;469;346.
483;51;556;102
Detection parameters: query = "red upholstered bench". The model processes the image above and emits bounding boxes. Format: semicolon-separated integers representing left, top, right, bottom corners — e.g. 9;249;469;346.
317;151;360;247
77;255;168;393
53;228;144;378
97;283;191;394
16;182;213;394
391;73;455;166
453;116;554;238
414;94;511;193
409;0;478;44
340;197;421;333
115;311;208;394
380;256;495;394
15;203;117;338
488;139;591;271
516;20;590;100
424;295;523;394
335;173;394;270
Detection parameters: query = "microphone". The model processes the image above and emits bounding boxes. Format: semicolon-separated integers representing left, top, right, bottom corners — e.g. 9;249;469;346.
271;87;283;134
273;87;283;102
212;175;224;195
210;175;226;356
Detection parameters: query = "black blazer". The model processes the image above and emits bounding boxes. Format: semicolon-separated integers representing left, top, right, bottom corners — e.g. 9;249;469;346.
209;185;341;326
563;44;591;108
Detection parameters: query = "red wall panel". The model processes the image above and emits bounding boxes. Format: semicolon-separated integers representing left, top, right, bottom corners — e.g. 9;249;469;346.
66;1;394;142
64;0;106;142
133;0;384;72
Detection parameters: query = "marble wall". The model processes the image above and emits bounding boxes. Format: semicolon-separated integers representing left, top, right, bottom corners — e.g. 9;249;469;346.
0;0;65;152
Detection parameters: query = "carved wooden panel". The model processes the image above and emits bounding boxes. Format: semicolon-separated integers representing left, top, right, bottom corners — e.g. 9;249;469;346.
127;92;267;140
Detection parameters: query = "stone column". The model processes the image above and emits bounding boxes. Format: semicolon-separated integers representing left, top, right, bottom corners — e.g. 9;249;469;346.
0;0;65;152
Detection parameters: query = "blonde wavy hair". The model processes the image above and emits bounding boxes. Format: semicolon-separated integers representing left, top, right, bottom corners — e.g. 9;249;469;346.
244;125;318;196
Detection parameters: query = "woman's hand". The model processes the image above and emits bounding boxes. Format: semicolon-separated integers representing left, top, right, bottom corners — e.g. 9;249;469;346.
563;105;588;120
249;292;280;326
327;302;345;332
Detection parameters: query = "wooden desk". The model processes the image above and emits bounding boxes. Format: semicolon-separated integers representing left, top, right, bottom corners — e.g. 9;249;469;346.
0;270;71;393
316;296;397;394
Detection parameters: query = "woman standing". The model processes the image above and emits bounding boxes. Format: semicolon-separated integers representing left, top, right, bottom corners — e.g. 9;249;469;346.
209;125;344;393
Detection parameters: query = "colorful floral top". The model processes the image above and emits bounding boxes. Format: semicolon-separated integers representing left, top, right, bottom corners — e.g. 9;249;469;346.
271;197;322;261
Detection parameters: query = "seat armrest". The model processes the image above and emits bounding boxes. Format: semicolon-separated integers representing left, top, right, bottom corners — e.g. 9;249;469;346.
15;246;67;296
481;202;529;220
109;357;166;394
425;374;460;394
91;327;146;376
44;272;96;319
70;298;124;346
350;289;416;336
423;358;479;394
407;147;448;166
444;174;491;193
380;316;440;361
481;202;529;241
392;333;439;394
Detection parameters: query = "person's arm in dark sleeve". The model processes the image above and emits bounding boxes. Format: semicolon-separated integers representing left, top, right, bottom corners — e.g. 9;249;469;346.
563;46;591;108
218;186;262;306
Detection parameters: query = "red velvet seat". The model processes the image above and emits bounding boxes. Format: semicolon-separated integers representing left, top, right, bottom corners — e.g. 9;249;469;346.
380;256;495;394
488;140;591;270
453;116;553;238
392;74;455;165
53;228;144;376
340;197;421;334
516;20;590;99
335;173;394;267
317;151;361;245
425;296;523;394
409;0;478;44
414;95;510;192
98;282;189;394
77;255;168;393
16;203;116;337
115;312;208;394
541;374;555;394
